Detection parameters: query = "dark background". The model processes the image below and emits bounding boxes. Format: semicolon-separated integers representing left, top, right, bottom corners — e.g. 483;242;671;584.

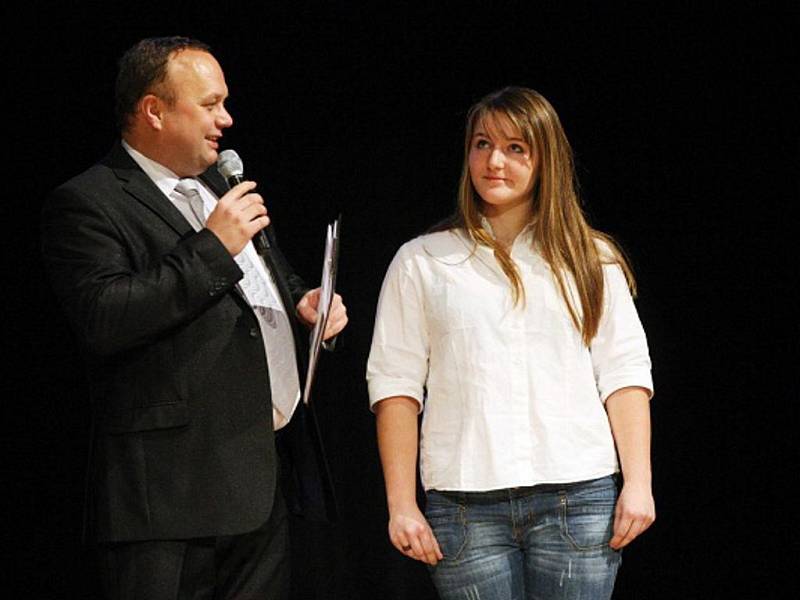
7;2;795;598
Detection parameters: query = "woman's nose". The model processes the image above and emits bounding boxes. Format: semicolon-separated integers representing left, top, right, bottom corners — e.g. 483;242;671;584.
488;148;504;169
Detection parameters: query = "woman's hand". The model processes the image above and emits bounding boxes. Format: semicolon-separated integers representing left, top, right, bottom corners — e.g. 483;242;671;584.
605;386;655;549
388;503;443;565
609;481;655;549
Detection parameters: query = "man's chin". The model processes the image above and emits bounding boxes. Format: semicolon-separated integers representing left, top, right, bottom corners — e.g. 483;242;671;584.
205;150;219;169
191;153;217;176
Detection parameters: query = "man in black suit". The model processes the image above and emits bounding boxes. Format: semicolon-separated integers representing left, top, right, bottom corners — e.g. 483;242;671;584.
41;37;347;599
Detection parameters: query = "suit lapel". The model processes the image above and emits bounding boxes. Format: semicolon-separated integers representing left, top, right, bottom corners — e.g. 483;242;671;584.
105;143;195;237
198;166;228;200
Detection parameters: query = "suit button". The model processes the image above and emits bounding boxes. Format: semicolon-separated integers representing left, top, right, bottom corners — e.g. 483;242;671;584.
249;327;259;338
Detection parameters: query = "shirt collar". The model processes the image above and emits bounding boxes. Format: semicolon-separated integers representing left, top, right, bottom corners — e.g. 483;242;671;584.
479;215;535;249
121;139;183;199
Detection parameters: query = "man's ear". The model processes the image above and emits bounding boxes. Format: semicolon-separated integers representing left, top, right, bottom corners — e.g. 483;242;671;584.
140;94;165;131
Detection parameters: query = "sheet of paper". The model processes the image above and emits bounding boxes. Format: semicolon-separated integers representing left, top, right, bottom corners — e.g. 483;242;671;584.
303;216;340;405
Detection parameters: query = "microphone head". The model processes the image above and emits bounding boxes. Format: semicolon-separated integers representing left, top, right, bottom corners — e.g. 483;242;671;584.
217;149;244;179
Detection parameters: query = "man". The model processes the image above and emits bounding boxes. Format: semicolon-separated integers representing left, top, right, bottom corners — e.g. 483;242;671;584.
41;37;347;599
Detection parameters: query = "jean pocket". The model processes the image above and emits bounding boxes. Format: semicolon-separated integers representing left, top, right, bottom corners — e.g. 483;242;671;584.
559;476;618;551
425;492;468;563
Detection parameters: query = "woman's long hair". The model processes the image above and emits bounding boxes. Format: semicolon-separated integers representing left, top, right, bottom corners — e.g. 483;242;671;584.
443;87;636;346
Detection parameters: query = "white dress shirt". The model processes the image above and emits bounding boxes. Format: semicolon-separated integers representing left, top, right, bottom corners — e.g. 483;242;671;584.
367;227;653;492
122;141;301;430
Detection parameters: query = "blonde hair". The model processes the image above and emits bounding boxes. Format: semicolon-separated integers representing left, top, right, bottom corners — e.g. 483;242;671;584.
451;87;636;345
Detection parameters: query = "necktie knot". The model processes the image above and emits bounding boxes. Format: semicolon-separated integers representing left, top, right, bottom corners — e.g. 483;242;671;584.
174;179;206;228
174;178;201;198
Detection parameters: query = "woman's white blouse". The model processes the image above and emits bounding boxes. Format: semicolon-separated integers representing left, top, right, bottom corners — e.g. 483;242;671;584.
367;229;653;492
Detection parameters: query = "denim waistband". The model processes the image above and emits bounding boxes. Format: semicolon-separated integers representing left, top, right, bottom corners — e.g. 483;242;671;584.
429;474;619;504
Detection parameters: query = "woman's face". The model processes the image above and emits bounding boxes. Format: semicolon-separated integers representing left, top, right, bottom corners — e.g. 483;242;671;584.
468;112;536;215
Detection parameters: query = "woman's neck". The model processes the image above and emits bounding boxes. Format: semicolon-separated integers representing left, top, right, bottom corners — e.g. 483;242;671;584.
482;201;533;250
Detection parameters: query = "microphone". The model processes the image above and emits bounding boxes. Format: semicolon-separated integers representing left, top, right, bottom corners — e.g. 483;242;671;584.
216;149;271;253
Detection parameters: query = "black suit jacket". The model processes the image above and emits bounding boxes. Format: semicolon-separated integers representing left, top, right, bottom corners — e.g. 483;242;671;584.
41;142;336;543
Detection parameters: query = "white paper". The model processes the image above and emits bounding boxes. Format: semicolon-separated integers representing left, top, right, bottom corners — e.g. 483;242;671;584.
303;217;340;404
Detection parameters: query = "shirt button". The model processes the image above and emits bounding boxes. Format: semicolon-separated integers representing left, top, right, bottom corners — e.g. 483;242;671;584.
249;327;260;338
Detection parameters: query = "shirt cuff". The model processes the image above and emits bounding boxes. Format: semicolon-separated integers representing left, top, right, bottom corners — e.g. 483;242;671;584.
598;369;654;403
368;380;424;414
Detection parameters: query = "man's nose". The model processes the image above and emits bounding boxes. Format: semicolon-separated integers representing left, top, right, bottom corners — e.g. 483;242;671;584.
218;106;233;128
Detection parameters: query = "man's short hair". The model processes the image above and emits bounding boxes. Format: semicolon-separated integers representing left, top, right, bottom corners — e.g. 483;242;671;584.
114;36;211;133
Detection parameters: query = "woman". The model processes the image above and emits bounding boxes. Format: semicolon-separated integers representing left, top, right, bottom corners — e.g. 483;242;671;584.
367;87;654;599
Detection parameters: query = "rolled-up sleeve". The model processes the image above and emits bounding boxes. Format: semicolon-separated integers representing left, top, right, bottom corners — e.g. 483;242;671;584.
367;245;430;413
591;263;654;402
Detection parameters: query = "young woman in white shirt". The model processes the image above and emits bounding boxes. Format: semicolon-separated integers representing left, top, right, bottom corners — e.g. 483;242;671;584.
367;87;654;600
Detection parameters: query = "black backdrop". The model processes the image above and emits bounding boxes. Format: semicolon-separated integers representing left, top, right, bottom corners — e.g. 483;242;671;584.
7;2;795;598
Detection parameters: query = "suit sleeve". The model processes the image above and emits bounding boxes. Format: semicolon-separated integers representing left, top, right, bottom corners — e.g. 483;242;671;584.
41;184;244;358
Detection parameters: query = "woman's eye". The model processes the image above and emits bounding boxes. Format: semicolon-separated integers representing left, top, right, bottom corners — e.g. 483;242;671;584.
475;139;490;149
510;143;525;153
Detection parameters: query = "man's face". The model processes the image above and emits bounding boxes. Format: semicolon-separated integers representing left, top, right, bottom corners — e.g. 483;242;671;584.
158;49;232;177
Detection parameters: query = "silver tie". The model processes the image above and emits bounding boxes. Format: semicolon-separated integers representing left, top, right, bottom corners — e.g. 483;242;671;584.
172;179;301;427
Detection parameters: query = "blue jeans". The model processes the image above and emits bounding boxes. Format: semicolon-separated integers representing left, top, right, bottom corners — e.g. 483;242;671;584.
425;476;621;600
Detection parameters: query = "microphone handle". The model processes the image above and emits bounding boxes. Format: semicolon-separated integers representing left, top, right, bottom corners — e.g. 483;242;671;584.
225;174;271;253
